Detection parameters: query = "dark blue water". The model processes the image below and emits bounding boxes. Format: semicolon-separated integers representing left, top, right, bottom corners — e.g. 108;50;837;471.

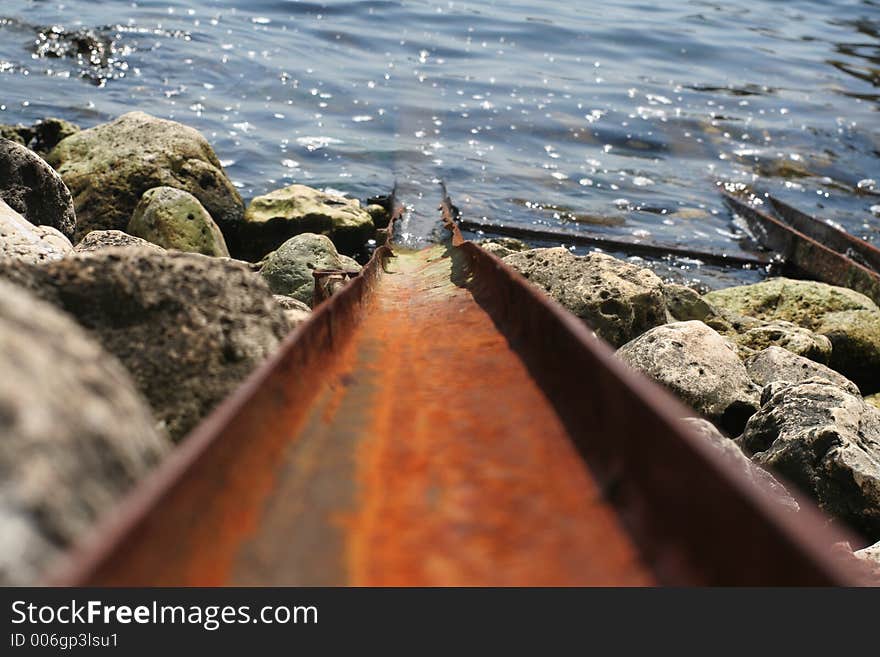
1;0;878;288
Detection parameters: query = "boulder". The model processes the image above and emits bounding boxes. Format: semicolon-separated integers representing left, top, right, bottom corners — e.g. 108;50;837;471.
128;186;229;256
242;184;375;261
617;321;761;434
503;248;667;347
30;117;79;155
854;540;880;568
0;280;167;585
0;123;33;146
74;229;164;253
0;199;72;264
274;295;312;330
259;233;362;306
705;278;880;389
745;346;860;395
477;237;530;259
0;138;76;239
0;248;289;442
46;111;243;242
741;380;880;540
681;417;798;511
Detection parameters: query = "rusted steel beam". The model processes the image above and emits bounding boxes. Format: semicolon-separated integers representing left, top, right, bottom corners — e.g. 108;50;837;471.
767;196;880;273
723;191;880;305
50;189;869;586
457;217;770;268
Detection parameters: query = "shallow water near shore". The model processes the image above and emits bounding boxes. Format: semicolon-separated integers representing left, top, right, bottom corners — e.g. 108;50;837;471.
1;0;878;288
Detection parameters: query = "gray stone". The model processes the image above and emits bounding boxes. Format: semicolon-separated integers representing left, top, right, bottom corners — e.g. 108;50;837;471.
745;346;860;395
0;280;167;585
504;248;667;347
274;295;312;330
681;417;798;511
242;184;375;261
0;198;72;264
477;237;530;259
74;230;164;254
128;186;229;257
259;233;362;306
0;248;289;442
0;138;76;239
617;321;761;434
46;111;243;243
741;380;880;540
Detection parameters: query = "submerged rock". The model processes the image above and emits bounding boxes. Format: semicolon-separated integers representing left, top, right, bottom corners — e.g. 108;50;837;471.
242;184;375;261
0;138;76;240
0;280;167;585
128;186;229;257
681;417;798;511
745;346;860;395
1;248;288;442
259;233;362;306
617;321;760;435
704;278;880;389
47;111;243;242
74;229;164;253
503;248;667;347
274;295;312;330
0;199;72;264
741;380;880;540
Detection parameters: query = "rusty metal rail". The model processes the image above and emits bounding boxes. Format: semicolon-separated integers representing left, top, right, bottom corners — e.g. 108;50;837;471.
51;190;869;586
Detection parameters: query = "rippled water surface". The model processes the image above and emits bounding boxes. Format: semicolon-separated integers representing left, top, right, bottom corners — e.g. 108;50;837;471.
2;0;878;287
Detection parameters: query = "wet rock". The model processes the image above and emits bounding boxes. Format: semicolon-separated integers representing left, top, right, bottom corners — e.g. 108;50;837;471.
617;321;761;434
46;111;243;242
503;248;667;347
0;138;76;239
259;233;362;306
705;278;880;390
274;295;312;330
1;248;288;442
74;230;164;254
477;237;530;259
0;199;72;264
681;417;798;511
0;280;167;585
30;117;80;155
242;184;375;261
745;346;860;395
741;380;880;540
128;186;229;257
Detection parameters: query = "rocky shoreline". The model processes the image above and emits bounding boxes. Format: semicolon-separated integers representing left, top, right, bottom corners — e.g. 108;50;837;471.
1;112;878;584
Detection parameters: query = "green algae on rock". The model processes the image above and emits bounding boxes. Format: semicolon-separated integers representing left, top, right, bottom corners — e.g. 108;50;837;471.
243;184;375;261
705;278;880;391
259;232;362;306
46;111;243;242
128;186;229;257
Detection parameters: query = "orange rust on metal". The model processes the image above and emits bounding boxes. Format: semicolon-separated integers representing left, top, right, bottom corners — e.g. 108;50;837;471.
53;189;869;586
